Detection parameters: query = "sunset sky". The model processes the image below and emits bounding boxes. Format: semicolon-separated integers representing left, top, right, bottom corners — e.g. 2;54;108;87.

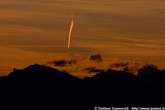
0;0;165;75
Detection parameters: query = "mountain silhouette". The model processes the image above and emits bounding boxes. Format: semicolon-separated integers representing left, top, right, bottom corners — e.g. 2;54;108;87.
0;63;165;109
7;64;79;81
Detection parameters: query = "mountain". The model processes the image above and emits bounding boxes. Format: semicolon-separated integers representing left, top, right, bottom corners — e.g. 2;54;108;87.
0;63;165;109
7;64;79;81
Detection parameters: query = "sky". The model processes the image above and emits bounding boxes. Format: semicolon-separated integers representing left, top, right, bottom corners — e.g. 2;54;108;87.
0;0;165;75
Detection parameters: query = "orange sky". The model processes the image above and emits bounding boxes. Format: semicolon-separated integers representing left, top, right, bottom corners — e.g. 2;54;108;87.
0;0;165;75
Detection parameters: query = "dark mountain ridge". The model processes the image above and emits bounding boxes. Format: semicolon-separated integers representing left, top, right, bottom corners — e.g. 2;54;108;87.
0;64;165;109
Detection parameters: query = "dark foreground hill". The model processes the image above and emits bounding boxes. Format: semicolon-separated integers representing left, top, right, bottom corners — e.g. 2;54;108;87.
0;64;165;109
